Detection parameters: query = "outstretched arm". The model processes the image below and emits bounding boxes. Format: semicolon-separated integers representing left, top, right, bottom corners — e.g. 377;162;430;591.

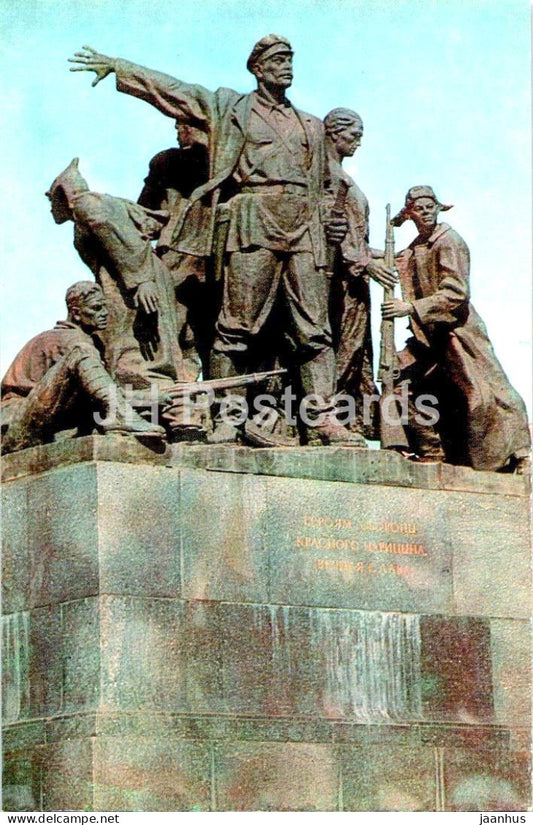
69;45;216;126
68;45;117;87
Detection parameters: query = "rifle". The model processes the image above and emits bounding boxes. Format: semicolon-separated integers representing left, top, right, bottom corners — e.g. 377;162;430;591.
326;178;350;276
377;205;407;449
165;368;287;402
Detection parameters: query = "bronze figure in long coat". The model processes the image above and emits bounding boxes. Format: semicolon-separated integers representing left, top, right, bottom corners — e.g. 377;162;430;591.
383;186;530;472
47;159;185;393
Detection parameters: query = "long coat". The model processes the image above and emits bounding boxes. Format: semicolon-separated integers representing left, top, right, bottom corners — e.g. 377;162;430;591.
72;192;185;387
397;223;530;470
114;60;328;265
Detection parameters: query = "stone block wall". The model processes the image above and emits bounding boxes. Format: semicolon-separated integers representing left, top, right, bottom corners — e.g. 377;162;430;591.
2;437;530;811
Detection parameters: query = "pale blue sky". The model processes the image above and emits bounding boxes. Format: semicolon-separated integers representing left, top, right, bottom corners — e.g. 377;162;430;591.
2;0;531;414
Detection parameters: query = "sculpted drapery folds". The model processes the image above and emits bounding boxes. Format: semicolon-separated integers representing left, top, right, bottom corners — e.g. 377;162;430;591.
1;283;165;452
46;159;185;394
137;124;213;378
382;186;531;472
2;40;528;468
323;108;397;440
68;38;364;447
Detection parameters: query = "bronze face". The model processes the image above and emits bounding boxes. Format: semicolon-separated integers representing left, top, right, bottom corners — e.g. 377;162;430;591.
335;121;364;158
46;188;72;225
408;197;440;232
74;291;109;332
253;50;293;90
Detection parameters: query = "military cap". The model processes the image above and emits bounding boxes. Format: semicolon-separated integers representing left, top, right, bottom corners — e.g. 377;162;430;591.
246;34;293;72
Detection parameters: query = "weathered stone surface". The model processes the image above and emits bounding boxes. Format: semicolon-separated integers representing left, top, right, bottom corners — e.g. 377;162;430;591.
91;600;421;721
490;619;531;729
3;464;99;613
3;714;512;756
169;442;528;497
46;713;97;744
420;616;493;722
180;469;268;603
2;747;42;811
216;603;324;718
218;602;271;715
331;722;413;746
4;437;528;495
2;434;168;484
2;600;101;727
62;598;100;714
180;600;225;714
2;442;530;811
340;743;436;811
448;492;531;618
443;747;531;811
1;482;29;615
419;724;509;749
214;742;339;811
266;476;453;612
99;597;186;713
28;605;63;720
7;600;507;740
2;720;46;753
2;611;31;725
438;462;527;497
28;464;99;610
97;463;181;598
3;728;526;811
93;738;211;811
256;447;328;481
41;739;95;812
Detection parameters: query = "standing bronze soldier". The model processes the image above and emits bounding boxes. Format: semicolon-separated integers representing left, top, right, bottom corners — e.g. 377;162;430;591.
382;186;531;472
137;120;213;379
324;108;397;442
68;36;362;447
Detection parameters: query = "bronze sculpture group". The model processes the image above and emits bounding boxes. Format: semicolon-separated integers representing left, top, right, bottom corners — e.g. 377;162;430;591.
1;35;530;472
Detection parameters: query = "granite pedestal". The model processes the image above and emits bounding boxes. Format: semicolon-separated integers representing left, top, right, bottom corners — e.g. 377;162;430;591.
2;436;530;811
